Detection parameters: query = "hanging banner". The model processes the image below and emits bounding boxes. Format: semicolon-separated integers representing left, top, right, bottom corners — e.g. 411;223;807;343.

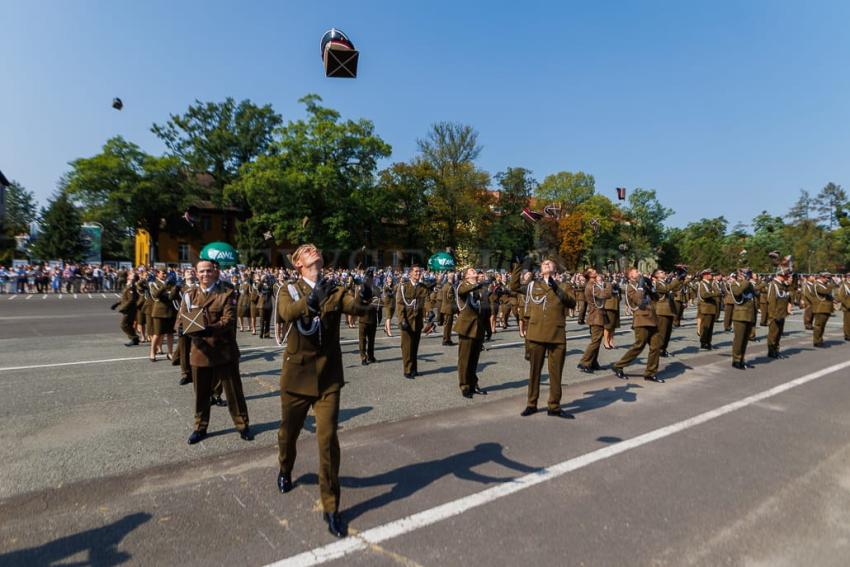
80;223;103;264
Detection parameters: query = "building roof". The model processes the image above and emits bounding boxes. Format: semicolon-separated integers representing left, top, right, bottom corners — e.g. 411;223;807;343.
0;169;9;187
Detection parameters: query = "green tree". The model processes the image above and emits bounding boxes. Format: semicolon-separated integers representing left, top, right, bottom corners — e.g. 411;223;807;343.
487;167;536;267
813;182;848;229
536;171;595;212
417;122;491;253
745;211;788;271
622;188;674;266
64;137;193;262
32;192;86;261
226;95;391;253
677;217;729;271
376;160;437;252
786;189;812;224
152;97;282;204
3;181;37;234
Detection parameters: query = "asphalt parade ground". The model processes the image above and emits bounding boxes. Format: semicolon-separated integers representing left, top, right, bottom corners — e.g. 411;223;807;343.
1;297;850;566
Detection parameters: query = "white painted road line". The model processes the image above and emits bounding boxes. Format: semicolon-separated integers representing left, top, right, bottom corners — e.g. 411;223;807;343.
266;359;850;567
7;295;16;300
25;294;32;300
101;293;107;298
42;294;47;299
73;294;78;299
88;293;93;299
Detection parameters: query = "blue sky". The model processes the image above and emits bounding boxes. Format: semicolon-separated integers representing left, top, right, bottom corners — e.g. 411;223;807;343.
3;0;850;228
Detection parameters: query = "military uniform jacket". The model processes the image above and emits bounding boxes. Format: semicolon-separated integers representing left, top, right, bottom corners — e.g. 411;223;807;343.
117;285;138;314
179;283;239;368
604;284;620;311
149;279;178;318
696;279;721;315
135;279;149;310
654;279;683;317
836;282;850;311
382;282;396;318
277;279;368;397
766;280;791;320
623;282;658;328
455;281;488;339
730;280;756;322
584;281;612;326
439;282;457;315
723;282;736;306
396;281;431;332
509;272;576;344
356;284;380;326
810;282;835;314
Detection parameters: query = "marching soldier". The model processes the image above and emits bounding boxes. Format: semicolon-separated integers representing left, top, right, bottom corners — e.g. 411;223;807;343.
439;272;457;346
654;267;685;357
249;274;260;335
810;272;836;347
612;268;665;383
275;244;372;538
836;272;850;341
757;276;770;327
135;267;150;343
237;272;252;332
801;275;815;330
112;270;139;346
603;275;621;349
455;267;490;398
396;266;434;379
148;268;177;362
730;268;757;369
509;259;577;417
722;274;735;332
696;269;720;350
357;270;380;365
766;269;792;358
382;274;396;337
577;268;611;373
179;259;252;444
172;268;197;386
258;275;274;339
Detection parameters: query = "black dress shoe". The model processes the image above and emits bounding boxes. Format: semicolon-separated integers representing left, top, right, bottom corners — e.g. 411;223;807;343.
188;430;206;444
813;343;827;348
472;387;487;395
277;471;293;493
125;337;140;346
212;396;227;407
613;367;627;380
732;361;745;370
239;427;254;441
323;512;347;538
368;357;377;363
660;350;670;358
178;375;192;386
547;409;576;419
403;373;414;380
644;375;665;383
462;390;473;399
520;406;537;417
576;364;593;374
590;362;602;371
361;360;369;366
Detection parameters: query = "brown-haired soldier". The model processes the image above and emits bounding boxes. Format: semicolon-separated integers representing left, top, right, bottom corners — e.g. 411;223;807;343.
275;244;373;538
455;267;490;398
179;260;252;444
396;265;433;379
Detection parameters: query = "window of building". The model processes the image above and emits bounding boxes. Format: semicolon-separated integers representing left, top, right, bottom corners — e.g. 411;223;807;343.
178;243;190;263
221;216;231;233
200;215;212;231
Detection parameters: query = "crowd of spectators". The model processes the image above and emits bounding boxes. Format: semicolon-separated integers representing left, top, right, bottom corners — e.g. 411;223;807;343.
0;263;126;294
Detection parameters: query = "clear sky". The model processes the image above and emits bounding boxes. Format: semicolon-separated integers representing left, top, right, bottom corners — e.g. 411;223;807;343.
3;0;850;228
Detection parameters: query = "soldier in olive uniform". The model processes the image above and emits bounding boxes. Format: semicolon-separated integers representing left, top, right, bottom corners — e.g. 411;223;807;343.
722;275;735;332
730;268;757;369
653;267;685;357
612;268;665;383
603;276;621;349
455;267;490;398
382;275;396;337
172;268;197;385
357;271;380;365
757;277;770;327
112;270;139;345
237;274;252;332
801;275;815;330
396;266;434;379
275;244;372;538
179;260;252;443
149;268;178;361
578;268;611;373
135;268;150;342
810;272;836;347
835;273;850;341
766;269;792;358
696;269;721;350
509;259;577;417
439;273;457;346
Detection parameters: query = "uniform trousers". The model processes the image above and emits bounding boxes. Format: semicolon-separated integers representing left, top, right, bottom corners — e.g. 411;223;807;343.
458;335;483;393
442;313;454;343
803;306;813;329
526;340;566;411
844;311;850;340
400;327;422;374
767;317;785;353
812;313;830;345
358;323;376;361
192;363;248;432
723;304;734;331
121;311;138;340
732;321;754;364
614;326;661;376
657;315;674;352
699;313;716;347
579;325;604;367
277;390;341;513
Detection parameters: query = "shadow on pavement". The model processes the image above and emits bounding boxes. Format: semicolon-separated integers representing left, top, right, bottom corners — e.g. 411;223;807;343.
561;384;642;415
296;442;539;521
206;406;373;438
0;512;151;567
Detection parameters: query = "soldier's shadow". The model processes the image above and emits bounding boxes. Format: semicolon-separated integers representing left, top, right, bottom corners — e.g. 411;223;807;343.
417;361;496;377
561;383;641;415
239;350;279;363
483;374;549;394
295;442;539;521
208;406;374;438
657;361;692;381
0;512;151;567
